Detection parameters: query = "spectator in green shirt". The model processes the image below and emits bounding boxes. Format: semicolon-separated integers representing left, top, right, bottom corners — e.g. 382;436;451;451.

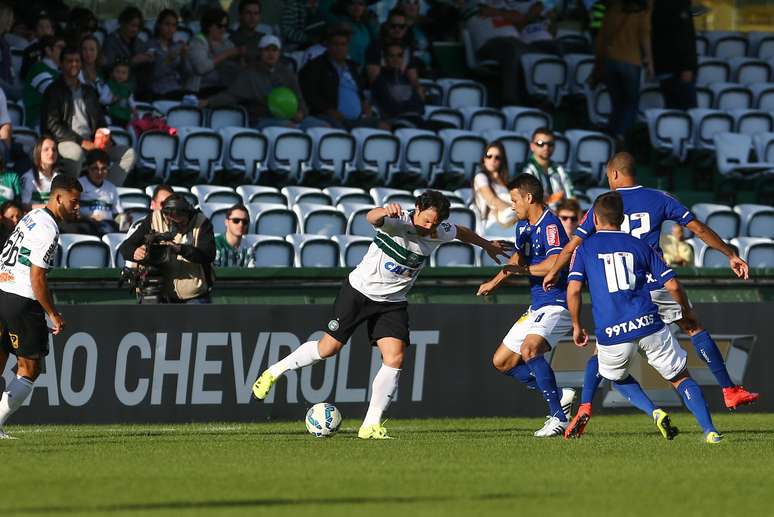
0;153;20;203
214;204;255;267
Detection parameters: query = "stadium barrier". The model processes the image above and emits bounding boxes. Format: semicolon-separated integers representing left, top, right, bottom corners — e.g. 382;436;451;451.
2;303;771;424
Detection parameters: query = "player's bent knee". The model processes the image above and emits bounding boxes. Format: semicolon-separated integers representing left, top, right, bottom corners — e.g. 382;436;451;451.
318;335;344;358
666;368;690;387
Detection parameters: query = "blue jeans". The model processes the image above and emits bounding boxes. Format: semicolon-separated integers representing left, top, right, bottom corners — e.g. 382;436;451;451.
604;59;641;138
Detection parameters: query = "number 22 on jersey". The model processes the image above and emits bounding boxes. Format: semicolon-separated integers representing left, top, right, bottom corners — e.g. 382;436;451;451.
620;212;650;239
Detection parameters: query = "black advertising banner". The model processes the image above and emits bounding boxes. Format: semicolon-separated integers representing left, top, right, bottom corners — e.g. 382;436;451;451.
2;303;770;424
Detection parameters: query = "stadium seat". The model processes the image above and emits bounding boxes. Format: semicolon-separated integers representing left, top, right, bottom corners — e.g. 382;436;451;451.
692;203;740;239
133;102;156;119
207;106;248;130
438;129;487;186
152;100;179;115
236;185;286;205
731;237;774;267
549;132;571;168
395;128;444;186
281;186;331;206
248;203;298;236
7;101;23;127
351;128;401;185
729;57;771;84
563;53;595;96
749;82;774;110
637;86;665;123
286;234;339;267
136;131;179;181
101;233;128;268
733;203;774;237
219;127;268;183
436;78;487;108
172;127;223;183
689;109;734;150
731;109;774;138
293;204;346;236
454;188;474;206
645;109;693;162
431;241;477;267
419;79;443;105
695;86;714;109
166;106;204;128
108;126;133;148
501;106;552;135
369;187;415;208
460;107;506;132
520;53;567;106
460;27;498;76
447;204;477;230
323;187;373;206
709;82;753;110
424;105;464;129
695;34;709;56
191;185;240;205
244;234;294;267
686;237;736;268
565;129;615;185
481;130;530;176
713;132;774;177
198;202;232;230
753;132;774;163
338;203;376;236
58;234;110;268
116;187;150;208
331;235;372;267
306;127;356;183
412;189;465;205
584;85;611;127
705;31;748;59
480;237;515;266
263;127;313;184
144;185;196;207
748;31;774;59
696;57;731;85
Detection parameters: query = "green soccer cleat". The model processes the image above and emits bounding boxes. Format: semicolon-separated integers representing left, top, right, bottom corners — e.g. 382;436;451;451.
652;409;679;440
358;424;392;440
252;371;277;400
704;431;723;444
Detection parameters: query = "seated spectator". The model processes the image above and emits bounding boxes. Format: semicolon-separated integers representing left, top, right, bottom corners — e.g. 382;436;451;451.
0;86;11;162
660;224;694;267
101;7;154;74
19;12;55;82
281;0;324;51
229;0;265;66
187;8;245;97
80;35;112;105
328;0;376;66
473;141;516;237
202;34;322;129
41;46;136;185
0;199;21;246
300;25;382;130
214;204;255;267
555;197;581;238
522;127;574;208
22;34;64;127
365;9;422;88
146;9;193;100
510;1;561;54
0;3;20;100
62;6;98;47
396;0;432;70
61;149;122;236
105;60;135;127
20;135;60;210
0;151;19;203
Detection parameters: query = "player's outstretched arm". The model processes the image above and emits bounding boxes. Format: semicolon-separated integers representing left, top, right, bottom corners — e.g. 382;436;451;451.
477;247;524;296
566;280;588;347
509;253;558;277
30;264;64;335
662;277;699;333
454;225;512;265
685;219;749;279
543;235;583;290
367;203;402;227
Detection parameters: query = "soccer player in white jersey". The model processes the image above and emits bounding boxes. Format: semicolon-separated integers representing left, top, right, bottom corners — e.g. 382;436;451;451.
0;175;82;438
253;191;509;439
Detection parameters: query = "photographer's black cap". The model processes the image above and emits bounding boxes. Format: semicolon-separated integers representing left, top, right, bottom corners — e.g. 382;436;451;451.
161;194;193;216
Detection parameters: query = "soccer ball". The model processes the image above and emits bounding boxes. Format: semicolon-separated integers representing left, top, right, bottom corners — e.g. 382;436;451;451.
305;403;342;438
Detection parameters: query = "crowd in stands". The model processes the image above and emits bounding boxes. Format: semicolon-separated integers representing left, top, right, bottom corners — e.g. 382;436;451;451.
0;0;770;270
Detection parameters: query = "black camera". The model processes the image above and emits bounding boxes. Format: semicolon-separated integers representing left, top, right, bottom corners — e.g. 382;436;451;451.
119;230;177;303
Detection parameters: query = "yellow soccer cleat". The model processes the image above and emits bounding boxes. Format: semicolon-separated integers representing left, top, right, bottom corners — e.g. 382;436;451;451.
704;431;723;444
252;371;277;400
652;409;679;440
357;424;392;440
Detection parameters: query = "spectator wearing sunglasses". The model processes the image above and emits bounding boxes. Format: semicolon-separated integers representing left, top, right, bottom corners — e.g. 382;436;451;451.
187;8;246;96
473;141;517;237
555;197;581;240
365;9;421;87
522;127;574;208
214;204;255;267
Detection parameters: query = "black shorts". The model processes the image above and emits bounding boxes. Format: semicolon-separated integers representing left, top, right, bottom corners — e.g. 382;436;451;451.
325;278;410;345
0;290;49;358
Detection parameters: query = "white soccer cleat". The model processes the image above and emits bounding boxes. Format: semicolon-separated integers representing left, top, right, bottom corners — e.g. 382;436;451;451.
534;416;568;437
560;388;576;421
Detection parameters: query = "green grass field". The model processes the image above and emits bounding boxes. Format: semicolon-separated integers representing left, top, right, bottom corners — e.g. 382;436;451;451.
3;413;772;517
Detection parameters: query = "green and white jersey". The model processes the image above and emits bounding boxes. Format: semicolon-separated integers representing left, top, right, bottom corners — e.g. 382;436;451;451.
349;209;457;302
78;176;123;220
20;169;60;206
0;208;59;300
214;233;255;267
0;171;21;203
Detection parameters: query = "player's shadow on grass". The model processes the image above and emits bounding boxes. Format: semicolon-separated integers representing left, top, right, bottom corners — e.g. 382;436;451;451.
9;493;520;514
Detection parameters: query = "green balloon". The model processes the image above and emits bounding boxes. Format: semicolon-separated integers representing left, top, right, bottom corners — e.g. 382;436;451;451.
268;87;299;120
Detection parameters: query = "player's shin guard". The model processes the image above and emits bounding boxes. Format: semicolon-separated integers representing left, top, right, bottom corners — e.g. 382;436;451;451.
267;341;322;377
690;330;734;389
526;356;566;422
504;363;538;390
677;378;718;434
612;375;657;415
0;376;34;426
581;355;603;405
362;364;400;427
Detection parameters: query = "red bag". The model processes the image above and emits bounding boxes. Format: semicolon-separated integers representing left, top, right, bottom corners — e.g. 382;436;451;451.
130;112;177;138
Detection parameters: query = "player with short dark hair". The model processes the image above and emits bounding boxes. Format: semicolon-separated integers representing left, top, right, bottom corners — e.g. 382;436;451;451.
477;173;576;437
253;191;509;439
566;191;722;443
0;175;82;438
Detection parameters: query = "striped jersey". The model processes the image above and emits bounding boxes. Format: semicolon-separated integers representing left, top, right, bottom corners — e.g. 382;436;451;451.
0;208;59;300
348;209;457;302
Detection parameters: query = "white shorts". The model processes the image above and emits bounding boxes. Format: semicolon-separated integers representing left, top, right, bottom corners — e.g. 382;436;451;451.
596;326;688;382
502;305;572;355
650;287;692;324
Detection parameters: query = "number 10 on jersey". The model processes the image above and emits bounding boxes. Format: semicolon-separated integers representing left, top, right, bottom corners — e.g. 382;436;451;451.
598;252;636;293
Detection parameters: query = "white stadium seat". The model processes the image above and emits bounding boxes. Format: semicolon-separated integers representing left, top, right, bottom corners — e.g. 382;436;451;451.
293;204;347;236
58;234;110;268
331;235;372;267
692;203;740;239
281;186;332;207
286;234;340;267
248;203;298;236
236;185;286;206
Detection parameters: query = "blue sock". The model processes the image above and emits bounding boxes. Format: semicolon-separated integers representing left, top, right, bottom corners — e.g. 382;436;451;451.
612;376;657;416
677;378;717;434
504;363;538;390
581;355;603;405
691;330;734;388
526;356;566;422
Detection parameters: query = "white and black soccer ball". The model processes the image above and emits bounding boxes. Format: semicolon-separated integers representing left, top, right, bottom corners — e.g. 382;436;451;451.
305;403;342;438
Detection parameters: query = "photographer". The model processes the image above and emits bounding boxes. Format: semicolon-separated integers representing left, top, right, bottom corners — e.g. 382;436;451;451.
119;194;215;303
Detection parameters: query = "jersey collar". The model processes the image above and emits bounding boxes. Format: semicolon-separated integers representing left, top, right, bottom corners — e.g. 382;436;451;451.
597;229;626;233
42;207;57;222
615;185;643;191
531;207;550;226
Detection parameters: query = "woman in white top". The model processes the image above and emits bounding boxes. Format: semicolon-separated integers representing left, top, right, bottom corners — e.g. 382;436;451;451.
473;141;516;238
20;136;60;210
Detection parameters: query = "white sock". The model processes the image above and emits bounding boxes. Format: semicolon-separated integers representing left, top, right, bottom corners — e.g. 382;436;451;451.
267;341;322;377
362;364;401;427
0;376;34;427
